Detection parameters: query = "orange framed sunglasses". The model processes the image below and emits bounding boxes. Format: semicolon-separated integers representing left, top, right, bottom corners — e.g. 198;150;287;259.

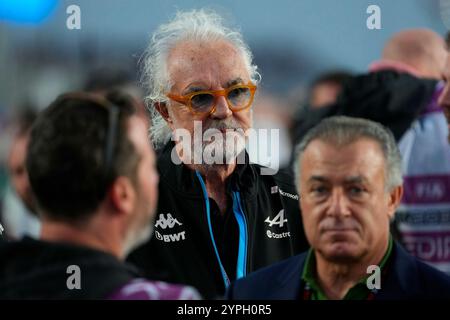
166;83;257;115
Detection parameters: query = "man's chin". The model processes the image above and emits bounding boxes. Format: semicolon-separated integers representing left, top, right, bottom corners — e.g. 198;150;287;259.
318;243;363;264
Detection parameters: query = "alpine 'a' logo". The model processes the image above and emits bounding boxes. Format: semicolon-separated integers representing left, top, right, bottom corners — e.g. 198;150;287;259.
265;209;288;228
155;213;183;229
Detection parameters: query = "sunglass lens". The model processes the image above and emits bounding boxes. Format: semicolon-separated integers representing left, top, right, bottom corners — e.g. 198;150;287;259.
227;87;251;109
190;93;215;112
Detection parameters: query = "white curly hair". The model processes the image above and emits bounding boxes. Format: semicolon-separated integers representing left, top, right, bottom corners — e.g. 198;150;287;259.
141;8;260;149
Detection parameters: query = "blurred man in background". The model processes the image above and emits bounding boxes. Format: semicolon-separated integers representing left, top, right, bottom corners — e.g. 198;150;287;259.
1;109;40;240
290;29;439;143
375;29;450;275
309;71;352;109
290;71;352;153
374;29;447;78
0;91;199;299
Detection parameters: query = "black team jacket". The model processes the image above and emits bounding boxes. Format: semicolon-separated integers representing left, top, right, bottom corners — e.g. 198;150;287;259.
127;142;309;299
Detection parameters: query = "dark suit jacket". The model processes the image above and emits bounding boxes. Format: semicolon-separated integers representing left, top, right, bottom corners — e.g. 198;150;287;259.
227;242;450;300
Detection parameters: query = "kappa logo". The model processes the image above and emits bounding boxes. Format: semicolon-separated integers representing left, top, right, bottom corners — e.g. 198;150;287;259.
155;213;182;229
265;209;288;228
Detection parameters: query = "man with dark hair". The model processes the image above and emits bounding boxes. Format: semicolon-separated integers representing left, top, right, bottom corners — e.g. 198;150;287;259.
83;67;150;126
0;91;199;299
309;71;352;109
291;71;352;151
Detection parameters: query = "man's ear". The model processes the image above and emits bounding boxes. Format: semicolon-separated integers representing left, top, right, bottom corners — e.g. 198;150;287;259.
109;176;136;216
387;185;403;219
154;102;172;124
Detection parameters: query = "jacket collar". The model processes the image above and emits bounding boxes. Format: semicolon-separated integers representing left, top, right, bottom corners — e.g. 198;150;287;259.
376;242;420;299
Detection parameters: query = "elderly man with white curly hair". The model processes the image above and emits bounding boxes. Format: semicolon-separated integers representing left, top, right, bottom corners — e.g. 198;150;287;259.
127;9;309;298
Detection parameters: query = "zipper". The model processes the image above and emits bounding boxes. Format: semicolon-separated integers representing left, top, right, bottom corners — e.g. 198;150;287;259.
195;171;230;289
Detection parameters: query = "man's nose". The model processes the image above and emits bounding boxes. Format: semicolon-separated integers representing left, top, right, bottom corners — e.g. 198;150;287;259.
326;189;351;217
210;96;232;119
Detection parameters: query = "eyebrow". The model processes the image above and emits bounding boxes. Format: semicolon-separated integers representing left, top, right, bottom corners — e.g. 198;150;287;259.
183;86;205;95
343;176;368;184
307;176;328;184
182;77;245;95
307;175;368;184
225;77;244;87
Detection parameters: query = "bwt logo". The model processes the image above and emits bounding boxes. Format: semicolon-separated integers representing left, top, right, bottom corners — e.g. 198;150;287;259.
155;230;186;242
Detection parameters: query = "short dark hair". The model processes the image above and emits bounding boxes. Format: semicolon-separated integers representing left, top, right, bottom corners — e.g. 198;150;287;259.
83;67;136;92
26;90;141;222
311;71;353;89
12;108;38;137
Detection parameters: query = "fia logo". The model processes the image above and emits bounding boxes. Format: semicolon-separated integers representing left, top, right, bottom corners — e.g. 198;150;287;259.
155;213;182;229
